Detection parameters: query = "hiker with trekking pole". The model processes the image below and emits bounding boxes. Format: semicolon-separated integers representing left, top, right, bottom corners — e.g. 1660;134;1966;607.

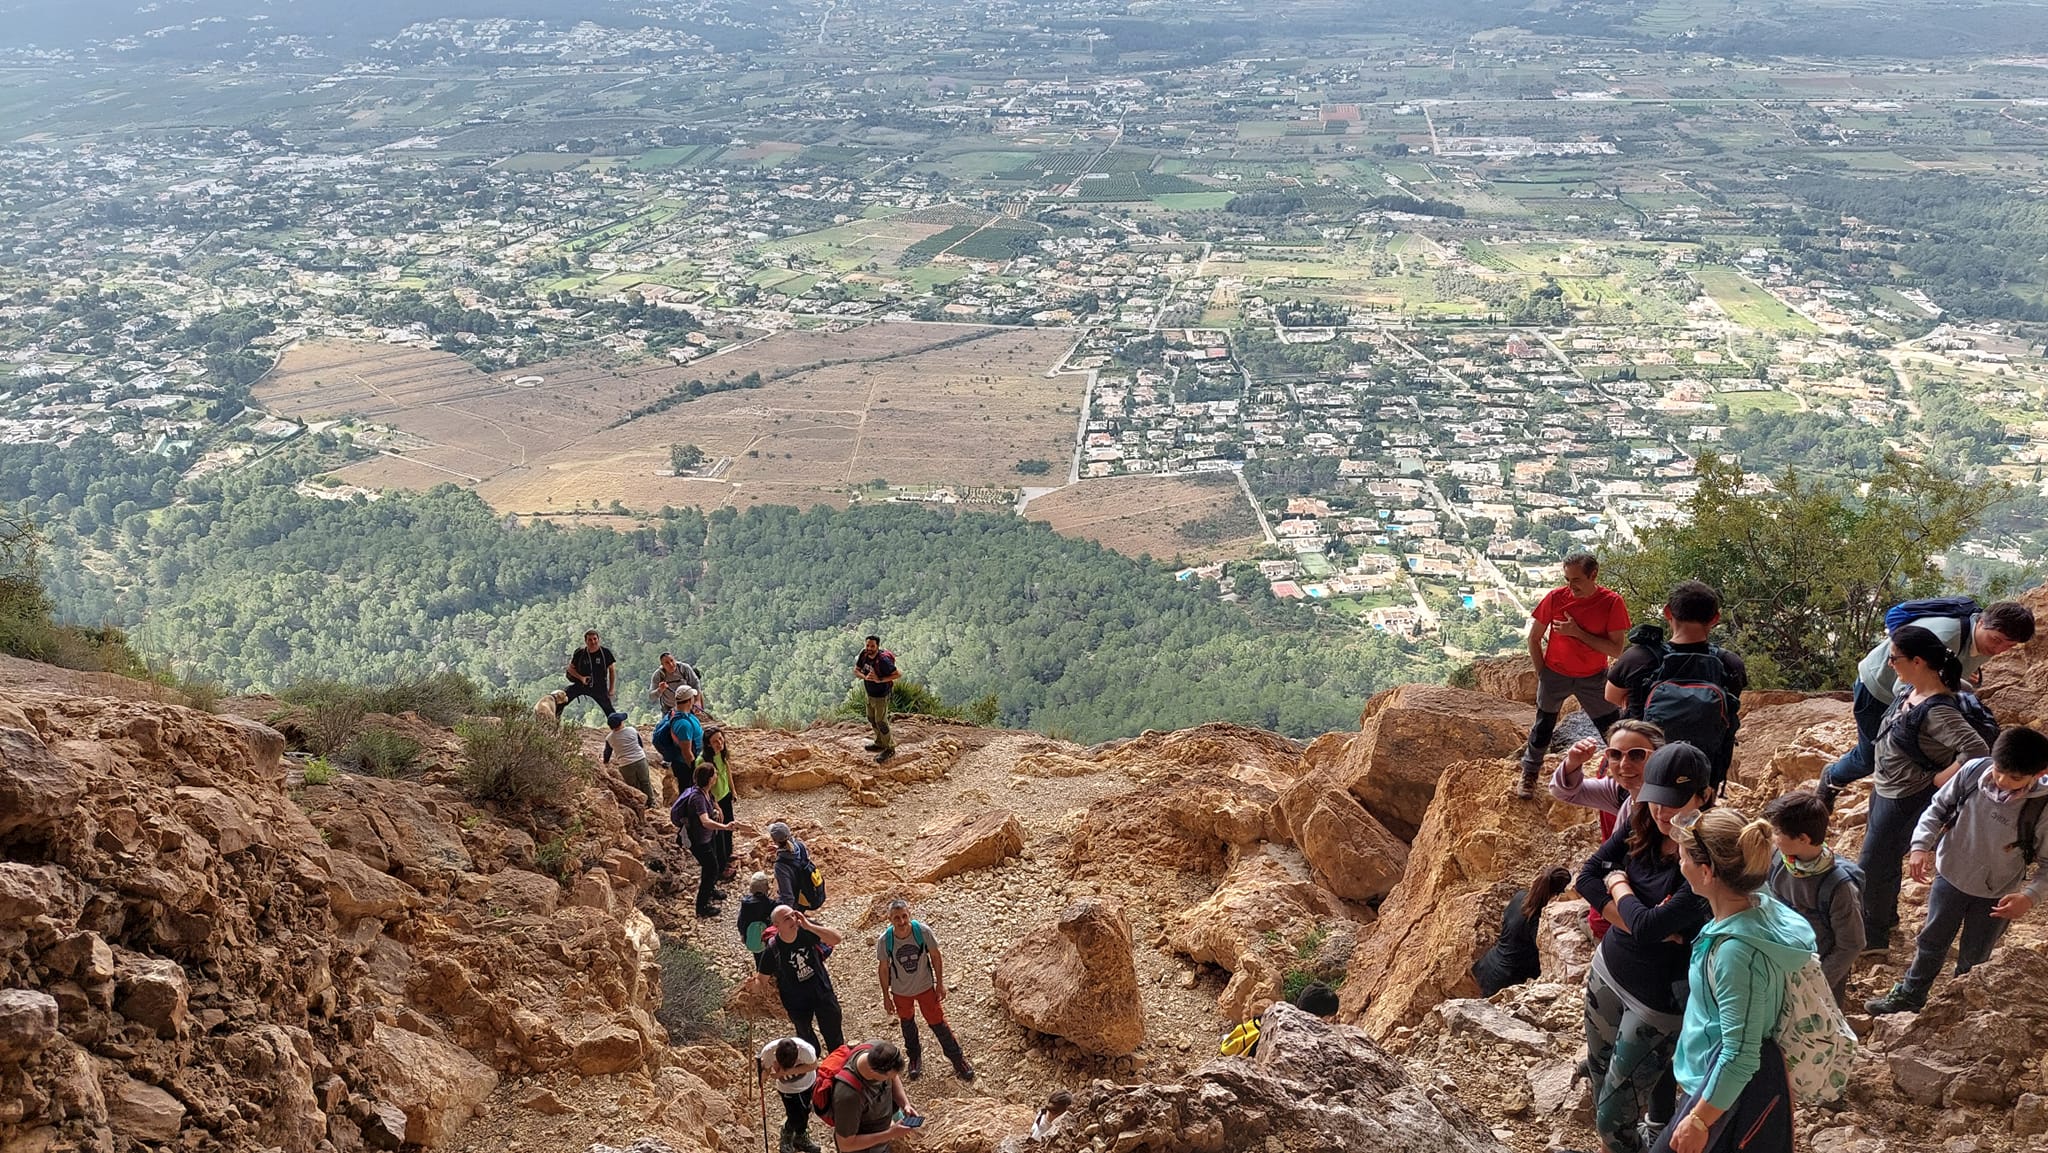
759;1036;824;1153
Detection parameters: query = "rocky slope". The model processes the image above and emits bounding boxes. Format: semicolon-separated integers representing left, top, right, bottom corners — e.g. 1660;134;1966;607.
7;616;2048;1153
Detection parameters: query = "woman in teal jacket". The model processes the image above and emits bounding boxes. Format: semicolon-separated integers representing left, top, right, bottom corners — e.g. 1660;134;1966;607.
1656;807;1816;1153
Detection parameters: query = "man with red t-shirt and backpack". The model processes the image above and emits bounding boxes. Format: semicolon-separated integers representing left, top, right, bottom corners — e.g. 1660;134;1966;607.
1517;553;1631;800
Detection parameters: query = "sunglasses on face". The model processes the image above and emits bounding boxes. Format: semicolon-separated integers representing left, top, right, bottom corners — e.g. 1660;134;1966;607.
1603;747;1651;764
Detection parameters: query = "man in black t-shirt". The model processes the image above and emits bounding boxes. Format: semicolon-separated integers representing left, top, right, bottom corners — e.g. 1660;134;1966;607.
854;635;899;763
764;905;846;1055
561;629;617;720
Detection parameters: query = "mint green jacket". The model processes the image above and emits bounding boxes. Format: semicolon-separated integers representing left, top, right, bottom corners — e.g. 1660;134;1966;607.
1672;892;1816;1110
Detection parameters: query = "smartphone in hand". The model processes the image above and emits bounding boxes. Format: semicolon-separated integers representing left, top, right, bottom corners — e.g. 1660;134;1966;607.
900;1116;924;1129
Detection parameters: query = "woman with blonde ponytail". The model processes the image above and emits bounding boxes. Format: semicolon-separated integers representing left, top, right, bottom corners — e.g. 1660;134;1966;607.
1655;809;1815;1153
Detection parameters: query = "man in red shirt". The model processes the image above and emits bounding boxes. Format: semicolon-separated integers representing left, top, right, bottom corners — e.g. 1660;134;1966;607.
1517;553;1630;799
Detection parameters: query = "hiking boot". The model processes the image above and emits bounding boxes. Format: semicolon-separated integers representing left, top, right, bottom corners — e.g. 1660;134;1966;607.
695;905;723;919
952;1056;976;1082
711;888;730;901
876;748;896;764
864;742;884;752
1866;983;1926;1016
906;1055;922;1080
778;1132;796;1153
792;1135;822;1153
1815;780;1839;813
1514;763;1539;801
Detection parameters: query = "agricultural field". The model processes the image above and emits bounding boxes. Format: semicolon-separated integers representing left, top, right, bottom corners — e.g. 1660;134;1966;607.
471;323;1083;514
1690;267;1822;335
255;342;662;488
1025;474;1266;562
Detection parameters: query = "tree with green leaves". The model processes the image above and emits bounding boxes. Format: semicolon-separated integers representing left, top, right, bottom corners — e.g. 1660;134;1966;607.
1604;453;2012;689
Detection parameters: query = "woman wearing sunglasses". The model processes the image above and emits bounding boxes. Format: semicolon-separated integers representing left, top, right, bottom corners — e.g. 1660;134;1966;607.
1574;742;1716;1153
1859;624;1994;957
1651;806;1814;1153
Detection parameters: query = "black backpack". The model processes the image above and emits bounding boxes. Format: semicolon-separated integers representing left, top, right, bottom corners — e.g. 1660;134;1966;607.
1889;693;2000;776
1639;646;1737;768
785;841;827;911
1941;759;2048;866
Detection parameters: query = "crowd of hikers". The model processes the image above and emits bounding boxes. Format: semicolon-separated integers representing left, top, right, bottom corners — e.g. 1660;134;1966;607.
547;561;2048;1153
1477;557;2047;1153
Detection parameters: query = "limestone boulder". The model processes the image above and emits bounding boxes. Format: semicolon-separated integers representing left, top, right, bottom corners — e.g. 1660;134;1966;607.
1166;846;1353;1021
1464;655;1540;705
1324;685;1531;840
482;868;561;916
0;989;59;1063
105;1074;185;1143
1535;897;1596;987
571;1022;647;1076
1030;1003;1511;1152
904;810;1024;883
993;897;1145;1057
0;863;80;936
1975;584;2048;728
1726;695;1853;802
1276;773;1408;902
368;1026;500;1147
1339;759;1587;1039
113;954;189;1039
314;848;423;922
1886;939;2048;1108
1062;762;1293;877
916;1096;1036;1153
0;723;84;845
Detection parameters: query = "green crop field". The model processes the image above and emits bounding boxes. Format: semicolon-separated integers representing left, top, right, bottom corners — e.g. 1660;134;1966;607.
1691;267;1821;335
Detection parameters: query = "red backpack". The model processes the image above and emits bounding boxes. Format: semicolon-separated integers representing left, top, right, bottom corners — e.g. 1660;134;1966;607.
809;1043;873;1119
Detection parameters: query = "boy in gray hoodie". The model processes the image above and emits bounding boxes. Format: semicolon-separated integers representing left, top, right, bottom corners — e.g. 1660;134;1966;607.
1868;726;2048;1015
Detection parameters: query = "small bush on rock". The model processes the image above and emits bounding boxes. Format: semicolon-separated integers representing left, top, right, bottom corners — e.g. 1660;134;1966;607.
344;726;422;778
457;716;575;804
654;938;728;1041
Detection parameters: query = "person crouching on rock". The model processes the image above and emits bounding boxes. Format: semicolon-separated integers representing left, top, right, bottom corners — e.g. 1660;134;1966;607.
673;763;735;918
764;904;846;1054
1577;743;1715;1153
877;898;973;1082
1471;864;1573;998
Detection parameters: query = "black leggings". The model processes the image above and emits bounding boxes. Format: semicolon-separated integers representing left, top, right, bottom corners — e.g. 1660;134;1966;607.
716;794;736;876
689;840;720;913
1649;1041;1792;1153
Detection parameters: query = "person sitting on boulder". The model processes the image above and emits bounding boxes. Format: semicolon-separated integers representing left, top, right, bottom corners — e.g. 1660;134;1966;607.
1471;864;1573;998
1576;743;1715;1153
602;711;655;808
876;898;973;1081
759;1036;823;1153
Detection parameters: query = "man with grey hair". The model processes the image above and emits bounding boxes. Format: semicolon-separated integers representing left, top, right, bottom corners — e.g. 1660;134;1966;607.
1517;552;1628;800
876;898;973;1081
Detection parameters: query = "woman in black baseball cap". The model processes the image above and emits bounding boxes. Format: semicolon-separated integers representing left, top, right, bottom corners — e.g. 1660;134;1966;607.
1573;742;1716;1153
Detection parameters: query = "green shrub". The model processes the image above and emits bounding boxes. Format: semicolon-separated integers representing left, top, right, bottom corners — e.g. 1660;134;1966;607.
1446;662;1480;690
653;938;729;1042
302;757;337;786
457;716;575;804
365;671;495;725
302;697;369;758
344;727;422;778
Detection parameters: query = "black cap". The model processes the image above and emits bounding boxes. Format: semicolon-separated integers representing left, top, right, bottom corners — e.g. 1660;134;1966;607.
1638;743;1712;807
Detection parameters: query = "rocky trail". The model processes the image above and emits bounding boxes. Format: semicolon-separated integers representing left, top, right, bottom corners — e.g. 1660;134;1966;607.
9;583;2048;1153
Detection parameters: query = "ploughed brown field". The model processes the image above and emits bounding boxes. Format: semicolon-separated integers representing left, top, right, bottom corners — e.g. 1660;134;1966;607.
1025;473;1266;562
256;323;1083;514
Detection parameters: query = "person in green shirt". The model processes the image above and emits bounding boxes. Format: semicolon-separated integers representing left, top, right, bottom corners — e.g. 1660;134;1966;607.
704;725;736;881
1657;807;1816;1153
